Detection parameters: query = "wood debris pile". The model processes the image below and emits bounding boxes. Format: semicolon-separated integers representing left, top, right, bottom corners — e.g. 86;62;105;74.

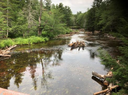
68;41;85;50
0;45;17;57
92;71;119;95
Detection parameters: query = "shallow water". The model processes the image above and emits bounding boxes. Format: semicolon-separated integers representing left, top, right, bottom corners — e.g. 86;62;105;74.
0;32;108;95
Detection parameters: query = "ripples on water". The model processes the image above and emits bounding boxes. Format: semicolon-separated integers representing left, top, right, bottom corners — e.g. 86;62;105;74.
0;32;108;95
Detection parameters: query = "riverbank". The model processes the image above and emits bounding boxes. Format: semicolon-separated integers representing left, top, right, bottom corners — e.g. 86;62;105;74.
0;29;78;49
0;36;49;49
0;29;78;58
84;31;122;58
0;30;108;95
56;29;79;38
84;31;128;94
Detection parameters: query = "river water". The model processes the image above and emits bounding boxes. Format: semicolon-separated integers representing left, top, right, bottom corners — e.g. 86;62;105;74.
0;31;108;95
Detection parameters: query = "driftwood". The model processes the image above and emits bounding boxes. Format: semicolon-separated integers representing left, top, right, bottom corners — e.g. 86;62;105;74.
68;41;85;50
0;45;17;57
0;54;10;57
92;71;113;79
92;71;119;95
92;76;108;87
94;84;119;95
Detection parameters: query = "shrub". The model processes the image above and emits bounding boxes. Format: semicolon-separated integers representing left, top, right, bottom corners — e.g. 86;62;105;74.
0;36;49;49
0;39;14;48
14;38;28;45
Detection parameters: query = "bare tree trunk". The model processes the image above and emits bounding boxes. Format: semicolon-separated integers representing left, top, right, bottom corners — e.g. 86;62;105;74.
38;0;43;35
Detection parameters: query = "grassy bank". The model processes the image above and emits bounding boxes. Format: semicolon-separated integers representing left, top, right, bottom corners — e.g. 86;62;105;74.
0;36;49;49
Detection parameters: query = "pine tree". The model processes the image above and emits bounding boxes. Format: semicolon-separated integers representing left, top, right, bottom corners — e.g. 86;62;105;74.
38;0;43;35
0;12;6;38
0;0;11;38
44;0;52;10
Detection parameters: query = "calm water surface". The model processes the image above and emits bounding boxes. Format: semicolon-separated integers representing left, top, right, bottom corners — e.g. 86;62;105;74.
0;32;108;95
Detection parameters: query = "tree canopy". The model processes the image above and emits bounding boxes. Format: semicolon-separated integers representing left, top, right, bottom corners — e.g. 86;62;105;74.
0;0;73;38
83;0;128;93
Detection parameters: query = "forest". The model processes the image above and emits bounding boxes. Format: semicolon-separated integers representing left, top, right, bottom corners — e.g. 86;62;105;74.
84;0;128;94
0;0;73;48
0;0;128;94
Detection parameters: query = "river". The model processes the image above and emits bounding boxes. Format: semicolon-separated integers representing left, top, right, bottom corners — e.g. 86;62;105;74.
0;31;108;95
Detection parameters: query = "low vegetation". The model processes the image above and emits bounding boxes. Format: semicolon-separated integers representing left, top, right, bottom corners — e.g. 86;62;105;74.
0;36;49;49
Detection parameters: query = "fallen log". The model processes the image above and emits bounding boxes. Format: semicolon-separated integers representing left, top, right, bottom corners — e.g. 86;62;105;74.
92;71;113;79
92;72;105;79
68;41;85;50
93;84;119;95
92;76;109;86
0;45;17;57
0;54;11;57
6;45;17;51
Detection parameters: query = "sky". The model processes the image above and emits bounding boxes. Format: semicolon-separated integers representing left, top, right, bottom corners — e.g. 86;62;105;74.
51;0;94;14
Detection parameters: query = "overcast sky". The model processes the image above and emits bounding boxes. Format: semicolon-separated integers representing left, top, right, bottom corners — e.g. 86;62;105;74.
51;0;94;14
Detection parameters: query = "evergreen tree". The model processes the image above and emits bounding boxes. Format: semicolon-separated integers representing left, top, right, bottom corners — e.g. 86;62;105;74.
84;0;128;93
41;9;66;38
0;12;6;38
38;0;43;35
85;8;95;34
0;0;11;38
75;12;86;28
44;0;52;10
57;3;72;26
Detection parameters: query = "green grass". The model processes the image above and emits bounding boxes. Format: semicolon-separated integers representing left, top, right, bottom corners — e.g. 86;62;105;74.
0;36;49;49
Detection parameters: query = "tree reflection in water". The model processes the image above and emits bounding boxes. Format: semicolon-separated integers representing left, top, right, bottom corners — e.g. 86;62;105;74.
0;49;63;91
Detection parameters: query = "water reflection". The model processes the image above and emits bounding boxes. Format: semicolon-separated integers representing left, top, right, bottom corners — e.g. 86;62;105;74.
92;76;107;90
0;49;63;91
0;32;108;95
89;50;96;59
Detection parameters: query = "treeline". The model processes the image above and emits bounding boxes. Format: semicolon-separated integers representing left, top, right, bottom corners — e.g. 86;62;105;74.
81;0;128;94
74;0;128;36
0;0;73;39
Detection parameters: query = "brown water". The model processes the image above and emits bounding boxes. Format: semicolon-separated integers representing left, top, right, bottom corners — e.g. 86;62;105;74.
0;32;108;95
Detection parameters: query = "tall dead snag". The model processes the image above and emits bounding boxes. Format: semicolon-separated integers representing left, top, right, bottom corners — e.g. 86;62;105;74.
38;0;43;35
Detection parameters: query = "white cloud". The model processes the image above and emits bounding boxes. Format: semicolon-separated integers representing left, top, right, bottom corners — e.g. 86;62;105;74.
51;0;94;14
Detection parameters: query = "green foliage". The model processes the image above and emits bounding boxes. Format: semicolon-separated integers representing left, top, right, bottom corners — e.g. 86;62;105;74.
85;0;128;34
14;38;29;45
0;0;73;39
99;48;128;93
14;36;48;45
85;2;128;93
41;8;68;39
99;49;117;68
0;36;49;48
57;3;72;26
85;8;95;33
44;0;52;10
0;39;14;48
112;89;125;95
0;12;6;38
117;18;128;36
64;28;72;34
75;12;86;28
